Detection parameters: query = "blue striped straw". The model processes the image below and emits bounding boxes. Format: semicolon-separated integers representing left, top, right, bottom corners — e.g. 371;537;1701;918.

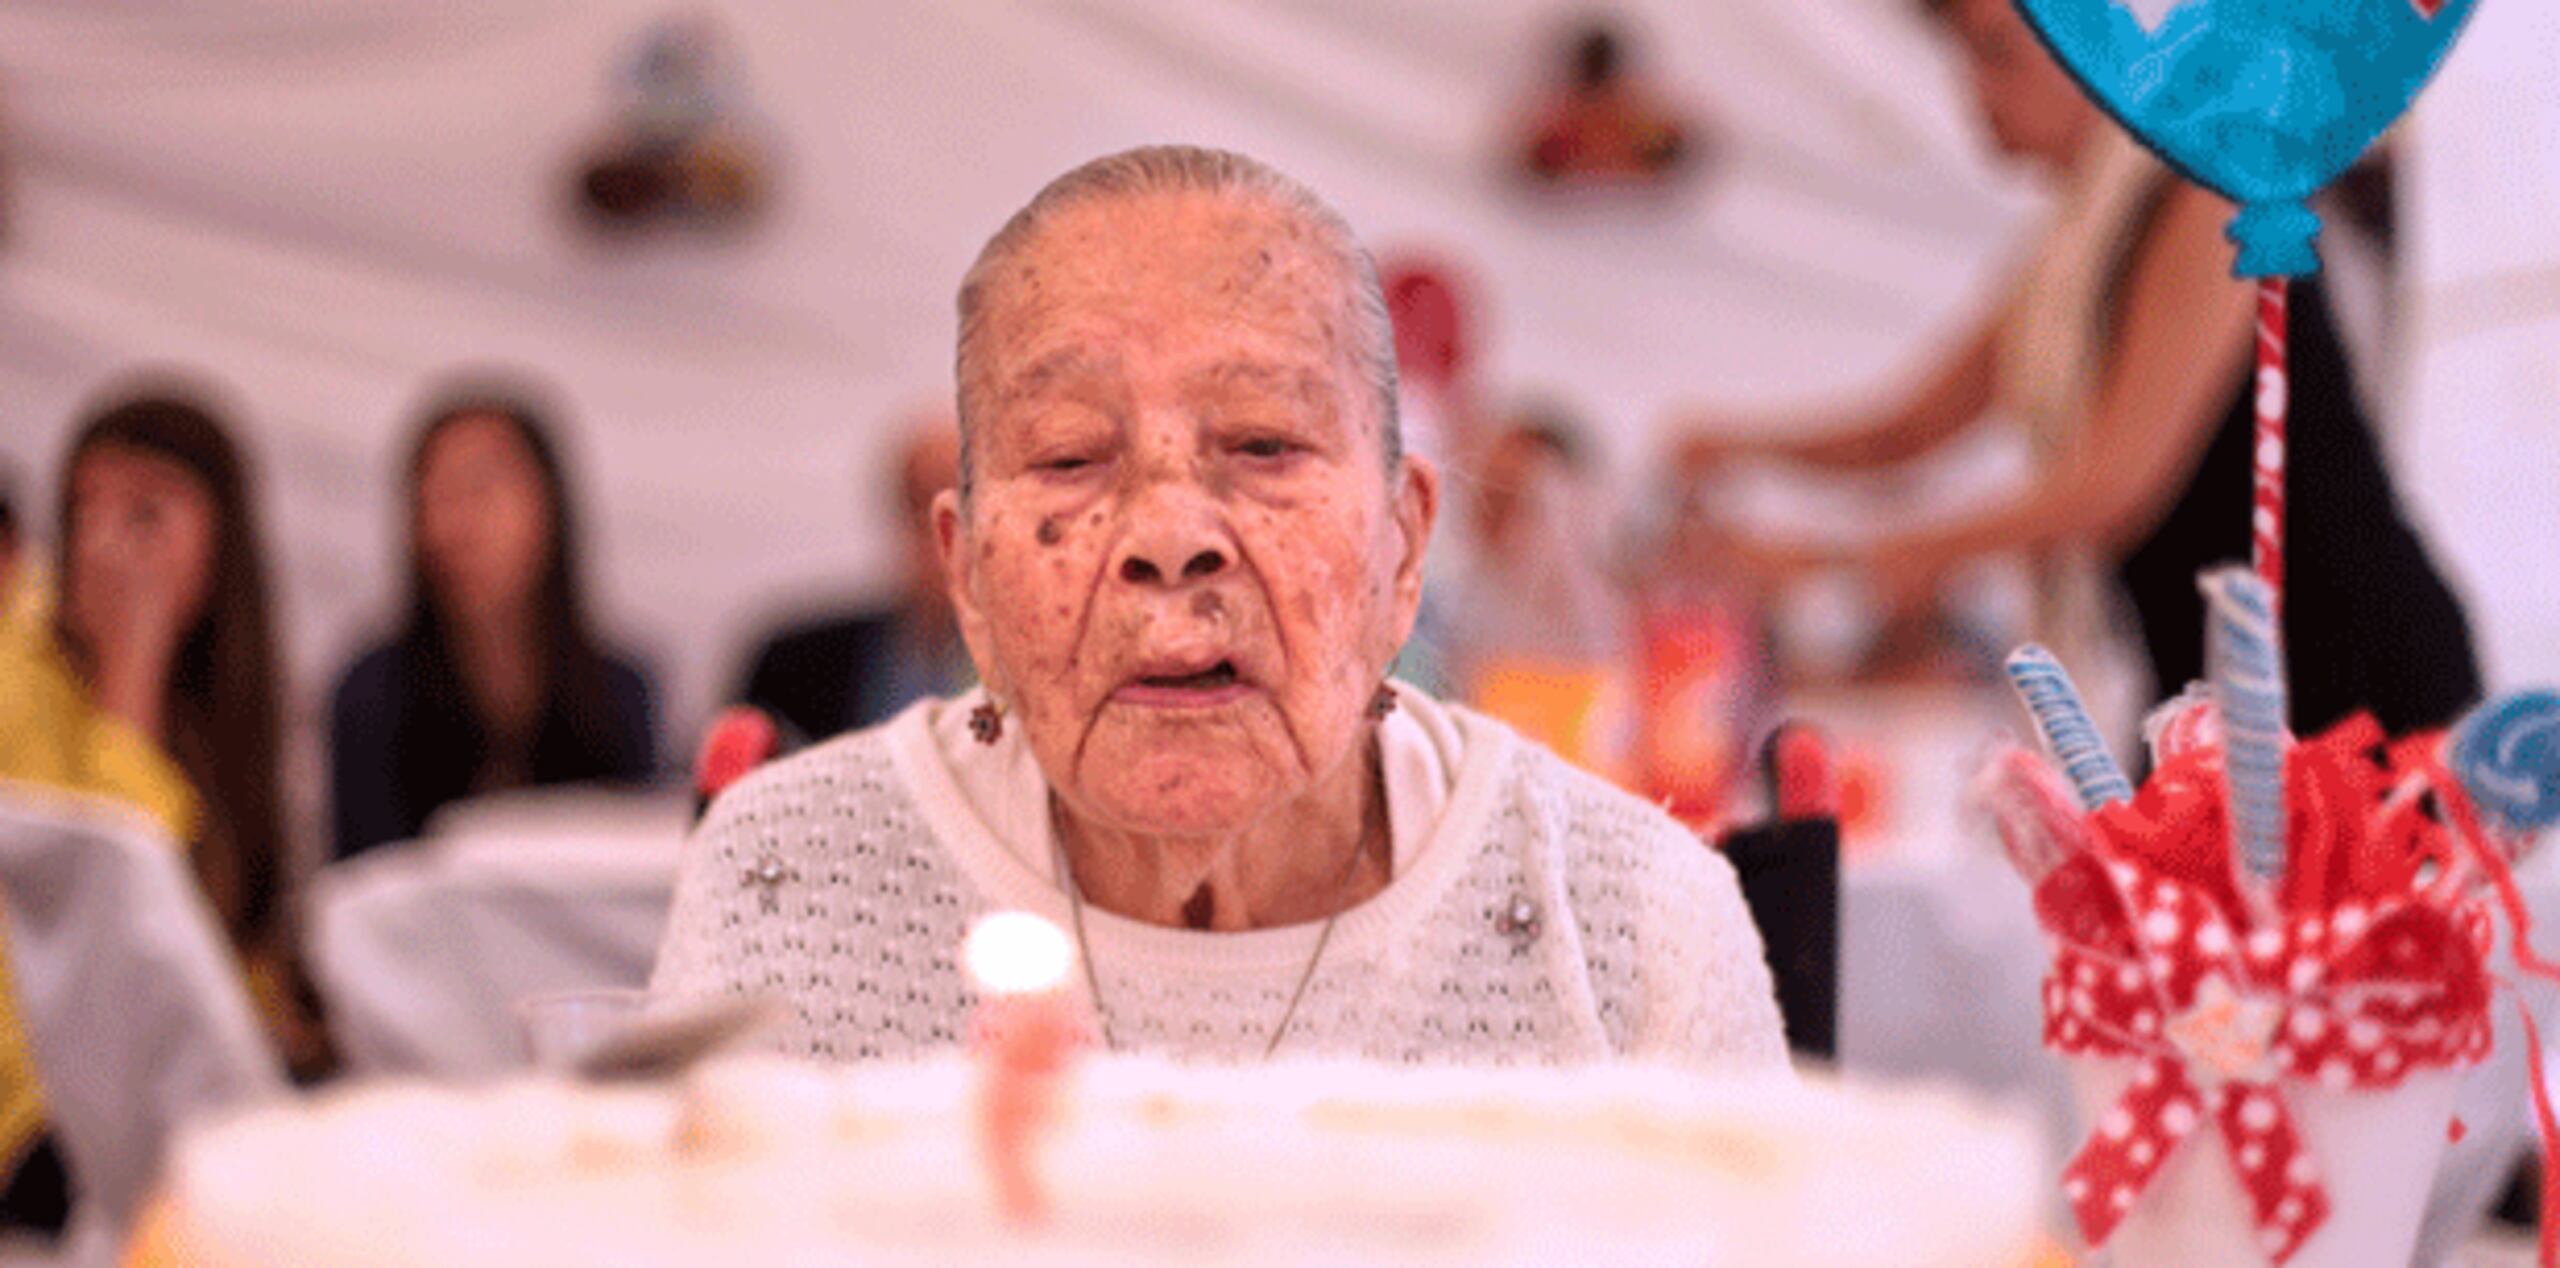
2003;644;2133;810
2200;568;2291;886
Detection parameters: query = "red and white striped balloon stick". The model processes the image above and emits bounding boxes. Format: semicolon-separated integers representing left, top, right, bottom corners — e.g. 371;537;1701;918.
2251;278;2290;615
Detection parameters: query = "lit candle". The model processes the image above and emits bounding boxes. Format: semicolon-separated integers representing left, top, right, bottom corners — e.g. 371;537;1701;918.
2004;644;2133;810
962;911;1085;1228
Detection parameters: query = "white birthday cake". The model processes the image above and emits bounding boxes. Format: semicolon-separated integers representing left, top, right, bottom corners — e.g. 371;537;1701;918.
141;1055;2047;1267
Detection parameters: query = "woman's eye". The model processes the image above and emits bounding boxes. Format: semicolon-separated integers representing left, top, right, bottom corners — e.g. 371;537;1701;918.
1036;455;1097;474
1235;437;1299;460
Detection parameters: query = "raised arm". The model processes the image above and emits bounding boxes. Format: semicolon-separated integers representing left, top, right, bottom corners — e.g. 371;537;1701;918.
1845;182;2256;584
1670;307;2005;475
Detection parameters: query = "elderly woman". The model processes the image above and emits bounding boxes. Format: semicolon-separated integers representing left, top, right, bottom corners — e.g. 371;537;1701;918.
652;146;1785;1069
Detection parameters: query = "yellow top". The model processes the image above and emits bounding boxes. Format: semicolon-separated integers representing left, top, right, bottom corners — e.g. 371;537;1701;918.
0;597;200;1178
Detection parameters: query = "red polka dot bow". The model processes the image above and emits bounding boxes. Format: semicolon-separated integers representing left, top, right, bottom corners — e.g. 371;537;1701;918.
2034;717;2498;1262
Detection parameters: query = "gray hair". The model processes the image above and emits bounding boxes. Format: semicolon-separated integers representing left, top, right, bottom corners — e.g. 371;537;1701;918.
952;145;1402;498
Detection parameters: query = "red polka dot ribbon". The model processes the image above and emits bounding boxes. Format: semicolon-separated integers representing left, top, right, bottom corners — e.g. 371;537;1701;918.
2033;715;2503;1262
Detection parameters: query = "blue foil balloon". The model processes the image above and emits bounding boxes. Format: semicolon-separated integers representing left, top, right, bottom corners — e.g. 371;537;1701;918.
2013;0;2481;276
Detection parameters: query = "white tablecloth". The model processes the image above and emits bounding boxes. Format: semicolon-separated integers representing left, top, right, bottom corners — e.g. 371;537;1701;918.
0;784;287;1258
306;793;691;1078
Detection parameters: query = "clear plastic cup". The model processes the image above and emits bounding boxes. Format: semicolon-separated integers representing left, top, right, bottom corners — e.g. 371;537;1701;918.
514;987;649;1071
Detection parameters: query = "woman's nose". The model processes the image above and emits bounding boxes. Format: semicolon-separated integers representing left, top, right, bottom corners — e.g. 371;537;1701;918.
1117;543;1228;587
1111;497;1232;587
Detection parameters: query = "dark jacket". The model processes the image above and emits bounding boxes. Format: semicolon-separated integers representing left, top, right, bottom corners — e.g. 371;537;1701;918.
329;639;658;862
732;607;921;744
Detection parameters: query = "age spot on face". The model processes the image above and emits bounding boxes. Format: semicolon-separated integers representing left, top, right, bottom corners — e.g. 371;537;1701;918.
1036;516;1064;546
1191;591;1223;620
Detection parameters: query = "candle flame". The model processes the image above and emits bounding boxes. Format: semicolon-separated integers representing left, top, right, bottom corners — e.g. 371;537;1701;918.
964;912;1076;997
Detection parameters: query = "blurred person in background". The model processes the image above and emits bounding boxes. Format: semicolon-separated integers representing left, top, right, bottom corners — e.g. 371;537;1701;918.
1672;0;2478;737
1623;471;1780;829
730;413;970;741
1515;17;1697;188
1441;407;1634;780
0;463;25;635
0;390;311;1232
329;388;658;863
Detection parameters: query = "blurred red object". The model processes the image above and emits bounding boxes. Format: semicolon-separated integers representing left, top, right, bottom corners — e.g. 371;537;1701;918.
1768;725;1837;822
1377;254;1475;394
1633;595;1764;829
1832;745;1890;855
695;705;781;801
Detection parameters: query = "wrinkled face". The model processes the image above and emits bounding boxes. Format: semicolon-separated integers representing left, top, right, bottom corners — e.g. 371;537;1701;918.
942;192;1436;839
416;413;553;621
68;444;219;631
1946;0;2097;168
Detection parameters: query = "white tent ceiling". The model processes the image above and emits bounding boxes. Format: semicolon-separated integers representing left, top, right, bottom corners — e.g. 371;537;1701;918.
0;0;2547;770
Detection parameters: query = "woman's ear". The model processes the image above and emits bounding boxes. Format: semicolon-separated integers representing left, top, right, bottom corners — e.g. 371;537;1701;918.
934;489;1000;697
1386;453;1439;640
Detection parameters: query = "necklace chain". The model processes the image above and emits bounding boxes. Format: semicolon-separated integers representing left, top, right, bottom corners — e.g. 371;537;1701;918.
1051;809;1377;1060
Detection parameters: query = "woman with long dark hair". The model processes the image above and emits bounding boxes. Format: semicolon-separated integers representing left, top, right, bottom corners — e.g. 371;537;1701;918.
0;388;293;1232
329;388;658;862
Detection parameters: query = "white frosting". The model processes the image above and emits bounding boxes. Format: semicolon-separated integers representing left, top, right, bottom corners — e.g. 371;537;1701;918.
157;1057;2044;1268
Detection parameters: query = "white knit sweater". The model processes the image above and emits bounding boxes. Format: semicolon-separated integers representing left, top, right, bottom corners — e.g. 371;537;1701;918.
650;687;1788;1071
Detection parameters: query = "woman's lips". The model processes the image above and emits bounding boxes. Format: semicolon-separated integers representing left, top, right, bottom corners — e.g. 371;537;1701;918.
1111;660;1256;709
